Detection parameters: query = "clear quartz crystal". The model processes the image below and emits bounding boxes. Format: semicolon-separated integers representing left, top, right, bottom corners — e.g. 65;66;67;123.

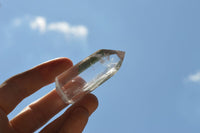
55;49;125;104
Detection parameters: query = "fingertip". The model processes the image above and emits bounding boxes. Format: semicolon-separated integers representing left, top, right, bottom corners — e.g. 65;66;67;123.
71;107;89;118
85;94;99;113
44;57;73;72
75;93;99;116
54;57;73;67
35;57;73;85
60;107;89;133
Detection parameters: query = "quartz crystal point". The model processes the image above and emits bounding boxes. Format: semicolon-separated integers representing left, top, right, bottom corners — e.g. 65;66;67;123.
55;49;125;104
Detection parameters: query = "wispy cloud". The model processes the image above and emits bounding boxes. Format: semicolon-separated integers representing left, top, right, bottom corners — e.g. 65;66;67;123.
188;72;200;82
30;16;46;33
48;22;88;38
13;18;23;27
12;16;88;40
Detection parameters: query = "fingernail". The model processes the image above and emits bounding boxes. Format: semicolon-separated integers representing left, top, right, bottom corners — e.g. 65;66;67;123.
72;106;89;116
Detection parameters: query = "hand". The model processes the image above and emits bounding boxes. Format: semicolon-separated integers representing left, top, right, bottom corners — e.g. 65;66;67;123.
0;58;98;133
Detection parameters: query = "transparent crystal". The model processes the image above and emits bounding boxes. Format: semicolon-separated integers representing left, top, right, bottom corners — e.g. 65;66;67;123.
55;49;125;104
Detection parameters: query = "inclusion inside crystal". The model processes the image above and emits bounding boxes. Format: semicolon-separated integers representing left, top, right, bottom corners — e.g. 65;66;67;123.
55;49;125;104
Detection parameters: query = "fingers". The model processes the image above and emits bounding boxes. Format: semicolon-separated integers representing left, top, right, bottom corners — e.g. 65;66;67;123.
10;77;86;133
10;89;67;133
0;108;13;133
0;57;73;114
59;107;89;133
40;94;98;133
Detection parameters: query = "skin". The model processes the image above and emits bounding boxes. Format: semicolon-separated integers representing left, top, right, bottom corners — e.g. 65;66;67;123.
0;58;98;133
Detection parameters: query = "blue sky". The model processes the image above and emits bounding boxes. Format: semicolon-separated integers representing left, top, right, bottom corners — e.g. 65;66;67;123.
1;0;200;132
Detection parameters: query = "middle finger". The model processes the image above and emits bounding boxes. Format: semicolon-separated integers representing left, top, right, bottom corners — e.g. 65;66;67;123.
10;89;67;133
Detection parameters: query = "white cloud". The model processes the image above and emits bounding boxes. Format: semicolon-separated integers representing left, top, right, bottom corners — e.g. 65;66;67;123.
12;16;88;40
188;72;200;82
48;22;88;38
30;16;46;33
29;16;88;39
48;22;70;33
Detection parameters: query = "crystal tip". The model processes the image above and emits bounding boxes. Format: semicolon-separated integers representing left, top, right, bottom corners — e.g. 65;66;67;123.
98;49;125;60
116;50;125;61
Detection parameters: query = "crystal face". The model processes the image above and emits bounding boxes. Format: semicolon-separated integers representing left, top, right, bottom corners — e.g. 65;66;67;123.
55;49;125;104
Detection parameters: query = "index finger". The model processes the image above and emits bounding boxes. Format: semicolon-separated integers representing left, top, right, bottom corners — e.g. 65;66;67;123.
0;58;73;114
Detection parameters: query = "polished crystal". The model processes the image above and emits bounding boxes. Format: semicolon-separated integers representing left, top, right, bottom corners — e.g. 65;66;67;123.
55;49;125;104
